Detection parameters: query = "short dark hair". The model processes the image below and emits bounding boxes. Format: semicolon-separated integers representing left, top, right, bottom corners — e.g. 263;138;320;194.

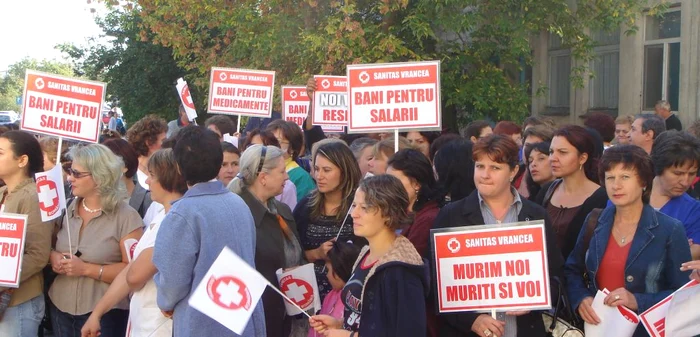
126;115;168;157
524;141;552;197
429;133;462;162
241;128;280;150
102;139;139;179
387;149;444;210
358;175;413;231
148;149;188;195
465;120;491;140
0;130;44;177
266;120;304;160
493;121;522;136
553;125;599;182
400;131;441;145
599;145;654;203
173;126;223;185
522;125;554;143
433;139;476;201
221;142;241;156
584;112;616;143
472;134;519;169
327;241;361;282
651;130;700;175
205;115;236;137
635;114;666;140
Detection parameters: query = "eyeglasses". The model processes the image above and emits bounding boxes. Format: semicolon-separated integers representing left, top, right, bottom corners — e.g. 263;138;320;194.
66;168;92;179
256;146;267;175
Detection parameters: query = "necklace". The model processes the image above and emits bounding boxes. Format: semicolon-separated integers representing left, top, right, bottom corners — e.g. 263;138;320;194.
613;226;635;244
82;199;102;213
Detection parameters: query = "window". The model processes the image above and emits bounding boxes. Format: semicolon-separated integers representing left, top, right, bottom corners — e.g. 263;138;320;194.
548;34;571;109
643;10;681;111
589;29;620;110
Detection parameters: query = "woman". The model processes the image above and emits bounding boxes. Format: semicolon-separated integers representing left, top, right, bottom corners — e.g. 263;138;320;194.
433;139;476;203
565;145;691;337
349;137;377;177
518;126;554;199
245;128;298;210
649;131;700;260
217;141;241;187
229;145;306;337
493;121;523;147
386;149;443;257
614;115;634;145
81;149;186;337
293;141;364;301
367;137;411;175
536;125;608;260
402;131;440;159
432;135;564;337
0;131;53;336
102;139;139;203
310;175;428;337
524;142;555;201
267;120;316;201
49;144;144;337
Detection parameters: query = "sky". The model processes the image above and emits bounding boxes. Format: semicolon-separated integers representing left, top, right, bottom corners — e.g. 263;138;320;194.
0;0;104;71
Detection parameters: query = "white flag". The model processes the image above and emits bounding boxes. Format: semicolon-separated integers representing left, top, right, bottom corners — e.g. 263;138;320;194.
176;78;197;121
275;263;321;316
34;165;67;222
188;246;267;334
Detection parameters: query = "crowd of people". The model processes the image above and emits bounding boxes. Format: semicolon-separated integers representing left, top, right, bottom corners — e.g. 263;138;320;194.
0;89;699;337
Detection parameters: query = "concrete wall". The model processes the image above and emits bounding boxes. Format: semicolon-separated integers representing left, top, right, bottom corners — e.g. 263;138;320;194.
531;0;700;127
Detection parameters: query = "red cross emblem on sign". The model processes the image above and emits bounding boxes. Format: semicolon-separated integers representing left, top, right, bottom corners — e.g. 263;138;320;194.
206;275;252;310
180;84;195;110
36;177;59;216
281;277;314;309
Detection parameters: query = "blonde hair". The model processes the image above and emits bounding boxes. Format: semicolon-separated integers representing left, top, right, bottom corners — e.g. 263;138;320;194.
39;137;68;165
372;136;413;160
228;144;285;195
69;144;126;213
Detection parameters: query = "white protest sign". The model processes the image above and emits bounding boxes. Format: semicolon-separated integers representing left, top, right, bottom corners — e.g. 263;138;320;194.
282;86;309;127
0;213;29;288
208;67;275;118
665;280;700;337
275;263;321;316
21;70;106;143
347;61;440;133
176;78;197;121
640;279;699;337
431;222;551;313
312;75;347;126
585;288;639;337
34;164;67;222
188;246;267;334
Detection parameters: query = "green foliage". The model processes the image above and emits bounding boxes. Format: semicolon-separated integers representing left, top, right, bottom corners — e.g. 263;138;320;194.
0;58;76;111
124;0;658;128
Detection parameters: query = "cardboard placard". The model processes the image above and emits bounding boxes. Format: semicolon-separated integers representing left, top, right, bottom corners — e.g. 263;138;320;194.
0;213;29;288
282;86;309;127
208;67;275;118
312;75;347;126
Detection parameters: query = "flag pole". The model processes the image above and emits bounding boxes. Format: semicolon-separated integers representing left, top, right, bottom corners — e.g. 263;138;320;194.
266;282;313;319
56;136;73;258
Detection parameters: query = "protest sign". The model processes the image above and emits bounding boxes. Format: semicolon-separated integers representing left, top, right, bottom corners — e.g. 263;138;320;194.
431;222;551;313
275;263;321;316
282;86;309;127
347;61;440;133
640;279;699;337
0;213;29;288
321;125;345;133
312;75;348;126
21;70;105;143
176;78;197;121
665;280;700;337
34;164;67;222
585;288;639;337
208;67;275;118
189;246;268;334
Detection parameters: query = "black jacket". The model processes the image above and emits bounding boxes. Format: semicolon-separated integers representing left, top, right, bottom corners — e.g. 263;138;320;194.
534;179;609;260
239;189;305;337
430;191;565;337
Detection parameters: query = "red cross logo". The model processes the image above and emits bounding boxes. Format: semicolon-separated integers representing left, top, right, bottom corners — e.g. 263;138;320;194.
321;79;330;89
180;84;195;109
447;238;461;254
35;77;45;90
289;90;298;99
281;277;314;309
219;72;228;81
206;275;252;310
36;177;59;216
358;71;370;84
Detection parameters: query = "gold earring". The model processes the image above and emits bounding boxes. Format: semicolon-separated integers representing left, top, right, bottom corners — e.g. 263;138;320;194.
579;164;583;171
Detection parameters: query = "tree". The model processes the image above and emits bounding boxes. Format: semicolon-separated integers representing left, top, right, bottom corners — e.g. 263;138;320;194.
61;4;189;123
131;0;663;128
0;58;76;111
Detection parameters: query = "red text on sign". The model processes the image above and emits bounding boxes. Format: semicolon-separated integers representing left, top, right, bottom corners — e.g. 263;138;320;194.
1;242;18;257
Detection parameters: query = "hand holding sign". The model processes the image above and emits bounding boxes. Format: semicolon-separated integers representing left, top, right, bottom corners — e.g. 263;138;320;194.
604;288;638;311
472;314;505;337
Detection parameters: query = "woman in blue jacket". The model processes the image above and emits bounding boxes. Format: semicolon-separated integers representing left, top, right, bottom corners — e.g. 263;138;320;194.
309;175;428;337
565;145;691;337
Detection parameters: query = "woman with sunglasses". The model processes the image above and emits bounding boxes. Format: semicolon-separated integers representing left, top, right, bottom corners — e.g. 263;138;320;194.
49;144;144;337
294;142;364;301
230;144;306;337
0;131;53;336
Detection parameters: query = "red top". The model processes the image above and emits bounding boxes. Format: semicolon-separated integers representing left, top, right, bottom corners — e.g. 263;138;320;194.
597;236;632;291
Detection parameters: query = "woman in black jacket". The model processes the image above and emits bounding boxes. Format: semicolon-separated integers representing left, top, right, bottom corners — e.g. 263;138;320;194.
431;135;564;337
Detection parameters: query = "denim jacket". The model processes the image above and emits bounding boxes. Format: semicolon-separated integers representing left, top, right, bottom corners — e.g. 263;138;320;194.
565;204;691;335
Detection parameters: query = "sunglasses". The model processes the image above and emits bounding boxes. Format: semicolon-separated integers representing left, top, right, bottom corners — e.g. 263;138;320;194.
66;168;92;179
